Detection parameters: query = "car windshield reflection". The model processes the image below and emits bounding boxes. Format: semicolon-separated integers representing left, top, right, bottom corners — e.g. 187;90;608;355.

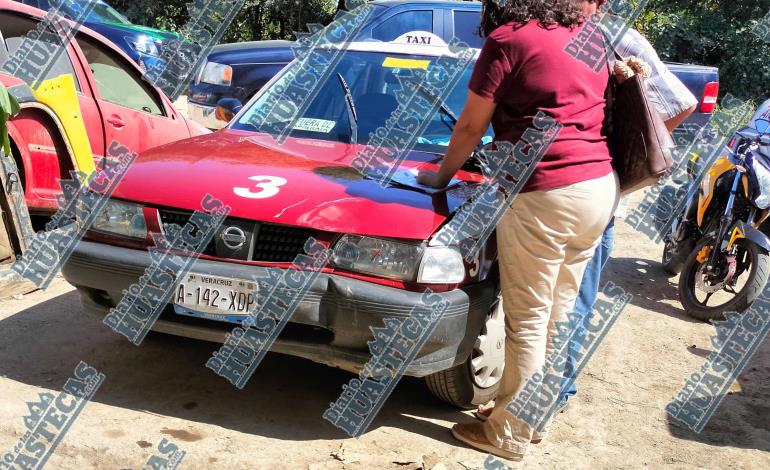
231;51;491;152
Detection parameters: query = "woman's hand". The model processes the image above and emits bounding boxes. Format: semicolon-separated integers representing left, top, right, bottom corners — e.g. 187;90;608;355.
417;170;447;188
426;91;497;190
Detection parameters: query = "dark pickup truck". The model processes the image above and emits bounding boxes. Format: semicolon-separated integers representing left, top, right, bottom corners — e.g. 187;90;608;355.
187;0;719;132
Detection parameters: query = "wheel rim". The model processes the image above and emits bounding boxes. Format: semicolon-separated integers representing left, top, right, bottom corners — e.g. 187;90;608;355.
470;297;505;389
686;240;755;310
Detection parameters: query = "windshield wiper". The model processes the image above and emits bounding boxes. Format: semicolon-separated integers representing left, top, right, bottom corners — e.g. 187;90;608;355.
411;82;458;131
336;73;358;145
410;82;494;175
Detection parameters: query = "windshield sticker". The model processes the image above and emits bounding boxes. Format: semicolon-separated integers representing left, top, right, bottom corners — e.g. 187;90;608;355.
294;118;337;133
382;57;431;70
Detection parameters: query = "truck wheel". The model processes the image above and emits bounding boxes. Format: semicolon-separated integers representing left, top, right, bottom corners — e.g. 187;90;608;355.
425;297;505;409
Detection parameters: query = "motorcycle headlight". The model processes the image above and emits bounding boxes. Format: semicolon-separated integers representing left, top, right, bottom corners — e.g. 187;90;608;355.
126;36;162;57
750;156;770;209
199;61;233;86
701;173;712;198
91;200;147;239
331;235;465;283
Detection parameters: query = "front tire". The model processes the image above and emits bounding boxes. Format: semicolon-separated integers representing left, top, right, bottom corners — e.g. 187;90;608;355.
679;239;770;321
662;240;685;276
425;297;505;408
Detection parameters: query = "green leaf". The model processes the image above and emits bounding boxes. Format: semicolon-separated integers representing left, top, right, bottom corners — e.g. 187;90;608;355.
0;83;20;156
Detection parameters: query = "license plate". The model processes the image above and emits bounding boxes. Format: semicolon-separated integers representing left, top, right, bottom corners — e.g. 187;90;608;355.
174;273;257;316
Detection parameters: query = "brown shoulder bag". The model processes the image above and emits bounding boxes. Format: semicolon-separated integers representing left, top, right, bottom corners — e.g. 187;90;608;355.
605;48;675;194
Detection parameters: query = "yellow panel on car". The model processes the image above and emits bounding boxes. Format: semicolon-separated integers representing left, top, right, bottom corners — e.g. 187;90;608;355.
33;74;96;174
382;57;431;70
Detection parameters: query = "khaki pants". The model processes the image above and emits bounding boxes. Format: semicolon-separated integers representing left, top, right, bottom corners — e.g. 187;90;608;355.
483;171;618;455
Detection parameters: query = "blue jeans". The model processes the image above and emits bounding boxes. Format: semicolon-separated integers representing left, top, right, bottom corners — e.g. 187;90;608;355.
558;218;616;406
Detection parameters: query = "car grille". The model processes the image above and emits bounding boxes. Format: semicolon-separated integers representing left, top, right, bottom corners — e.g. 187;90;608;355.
157;209;316;262
253;223;316;262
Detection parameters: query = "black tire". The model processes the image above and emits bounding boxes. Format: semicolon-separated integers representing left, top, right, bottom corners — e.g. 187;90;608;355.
662;240;684;276
424;358;500;410
679;239;770;322
425;298;504;408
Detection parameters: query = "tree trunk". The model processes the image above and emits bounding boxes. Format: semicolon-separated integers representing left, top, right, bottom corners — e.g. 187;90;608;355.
251;3;262;40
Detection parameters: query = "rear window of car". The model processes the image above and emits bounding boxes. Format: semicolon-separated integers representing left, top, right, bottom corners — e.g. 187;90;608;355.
370;10;433;42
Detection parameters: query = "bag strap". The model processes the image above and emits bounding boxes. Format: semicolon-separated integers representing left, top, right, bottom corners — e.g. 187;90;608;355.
602;28;617;136
599;26;623;70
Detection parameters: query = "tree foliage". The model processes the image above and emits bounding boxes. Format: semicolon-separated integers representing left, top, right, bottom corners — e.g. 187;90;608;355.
0;83;20;156
110;0;769;102
636;0;770;101
110;0;338;43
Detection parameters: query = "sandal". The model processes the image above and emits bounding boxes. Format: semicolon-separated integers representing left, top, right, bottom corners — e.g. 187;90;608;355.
450;423;524;462
472;404;543;444
473;402;495;422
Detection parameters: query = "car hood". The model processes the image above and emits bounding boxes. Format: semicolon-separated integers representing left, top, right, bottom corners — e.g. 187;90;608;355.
111;130;479;240
207;40;296;65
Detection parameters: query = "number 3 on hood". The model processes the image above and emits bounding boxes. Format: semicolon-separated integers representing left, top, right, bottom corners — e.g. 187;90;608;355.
234;176;288;199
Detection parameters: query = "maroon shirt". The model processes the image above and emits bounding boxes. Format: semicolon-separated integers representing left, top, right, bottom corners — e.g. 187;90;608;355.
469;21;612;192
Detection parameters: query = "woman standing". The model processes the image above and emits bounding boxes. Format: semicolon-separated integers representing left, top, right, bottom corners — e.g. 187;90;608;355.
417;0;619;461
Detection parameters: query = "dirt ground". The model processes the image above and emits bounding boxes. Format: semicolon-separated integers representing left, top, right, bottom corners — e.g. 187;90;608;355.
0;212;768;470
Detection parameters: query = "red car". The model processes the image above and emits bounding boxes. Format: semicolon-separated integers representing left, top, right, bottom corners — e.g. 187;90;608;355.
0;1;208;214
63;41;506;408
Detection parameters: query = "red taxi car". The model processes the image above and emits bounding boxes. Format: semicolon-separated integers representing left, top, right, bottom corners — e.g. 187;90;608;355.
0;1;208;214
62;38;506;408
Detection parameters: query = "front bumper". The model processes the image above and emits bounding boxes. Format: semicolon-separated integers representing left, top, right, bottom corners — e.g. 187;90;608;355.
62;241;495;377
187;102;226;130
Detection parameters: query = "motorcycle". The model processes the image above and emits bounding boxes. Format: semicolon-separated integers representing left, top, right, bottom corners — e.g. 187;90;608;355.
662;116;770;321
660;141;705;276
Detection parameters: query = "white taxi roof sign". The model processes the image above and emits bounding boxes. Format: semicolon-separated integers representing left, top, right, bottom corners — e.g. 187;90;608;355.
392;31;446;47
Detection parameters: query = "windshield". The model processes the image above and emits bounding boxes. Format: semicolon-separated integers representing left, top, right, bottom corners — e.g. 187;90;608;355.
232;51;491;152
87;1;131;24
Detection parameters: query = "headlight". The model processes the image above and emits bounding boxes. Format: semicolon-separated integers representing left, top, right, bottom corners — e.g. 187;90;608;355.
127;36;162;57
701;172;712;198
418;246;465;284
331;235;422;280
331;235;465;283
199;61;233;86
91;200;147;239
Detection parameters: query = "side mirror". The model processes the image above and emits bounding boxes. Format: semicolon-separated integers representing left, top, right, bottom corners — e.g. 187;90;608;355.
215;98;243;123
756;118;770;134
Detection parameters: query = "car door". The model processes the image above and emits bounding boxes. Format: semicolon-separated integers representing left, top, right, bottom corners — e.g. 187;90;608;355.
0;10;106;200
73;33;190;154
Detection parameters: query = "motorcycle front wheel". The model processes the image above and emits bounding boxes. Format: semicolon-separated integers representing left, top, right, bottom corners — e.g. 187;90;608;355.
679;238;770;321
